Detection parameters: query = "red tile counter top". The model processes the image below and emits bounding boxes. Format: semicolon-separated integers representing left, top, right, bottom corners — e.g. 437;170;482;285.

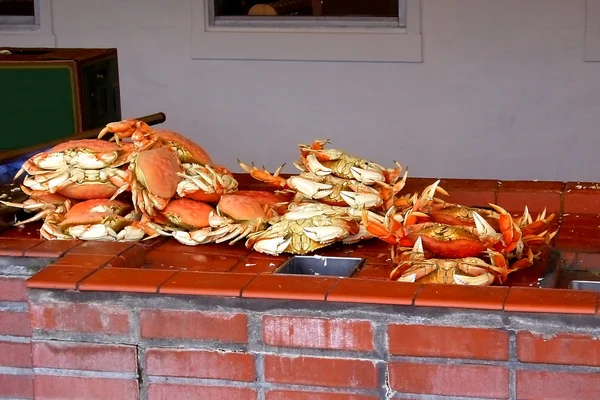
2;175;600;399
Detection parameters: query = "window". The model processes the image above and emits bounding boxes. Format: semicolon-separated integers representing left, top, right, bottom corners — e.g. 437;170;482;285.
0;0;55;47
0;0;36;28
191;0;422;62
212;0;403;29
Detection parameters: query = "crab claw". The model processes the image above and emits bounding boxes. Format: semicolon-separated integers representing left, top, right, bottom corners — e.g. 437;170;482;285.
303;226;346;244
454;273;495;286
288;176;333;199
339;191;383;209
472;211;499;240
349;166;385;185
250;235;292;256
305;154;333;176
406;237;426;261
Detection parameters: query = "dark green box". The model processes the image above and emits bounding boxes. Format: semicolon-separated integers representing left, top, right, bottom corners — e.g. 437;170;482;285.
0;47;121;150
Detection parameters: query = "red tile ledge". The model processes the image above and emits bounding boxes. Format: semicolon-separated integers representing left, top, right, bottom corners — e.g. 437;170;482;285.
415;284;509;310
241;275;339;301
78;268;176;294
23;240;81;258
160;272;258;297
0;238;43;256
51;254;116;268
26;265;98;290
327;279;420;306
504;287;598;315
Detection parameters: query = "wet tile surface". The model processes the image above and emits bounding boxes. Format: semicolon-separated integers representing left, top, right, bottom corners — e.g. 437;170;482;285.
504;287;598;314
160;272;257;296
230;258;283;274
78;268;176;293
26;265;98;290
327;279;420;305
242;275;339;301
145;251;240;272
415;284;509;310
51;254;116;269
24;240;81;258
0;238;43;256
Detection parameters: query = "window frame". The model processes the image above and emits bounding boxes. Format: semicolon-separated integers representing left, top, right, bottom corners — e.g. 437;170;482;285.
191;0;422;62
585;0;600;61
0;0;56;48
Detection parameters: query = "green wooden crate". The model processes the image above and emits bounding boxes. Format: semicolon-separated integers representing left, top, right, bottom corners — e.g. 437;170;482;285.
0;48;121;151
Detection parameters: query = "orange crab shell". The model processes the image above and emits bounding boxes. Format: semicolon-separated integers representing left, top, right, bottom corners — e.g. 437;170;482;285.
49;139;121;153
60;199;133;217
156;130;213;165
24;190;71;205
57;199;133;227
57;182;121;200
135;147;182;199
233;190;293;215
404;224;491;259
217;190;293;220
159;198;215;229
58;212;127;228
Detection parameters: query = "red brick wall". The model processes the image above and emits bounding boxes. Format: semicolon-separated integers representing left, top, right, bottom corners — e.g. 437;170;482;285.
21;293;600;400
0;275;33;399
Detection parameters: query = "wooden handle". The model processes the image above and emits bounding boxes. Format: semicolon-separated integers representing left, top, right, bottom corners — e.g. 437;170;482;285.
0;112;167;164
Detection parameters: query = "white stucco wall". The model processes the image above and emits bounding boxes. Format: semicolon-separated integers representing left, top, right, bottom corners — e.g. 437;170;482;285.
3;0;600;181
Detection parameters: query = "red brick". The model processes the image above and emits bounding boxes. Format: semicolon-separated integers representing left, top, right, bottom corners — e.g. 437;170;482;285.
517;369;600;400
264;355;378;389
145;348;254;381
266;391;378;400
263;316;373;352
388;324;509;360
33;341;137;372
35;375;138;400
30;303;130;334
517;331;600;366
0;310;32;336
140;309;248;343
0;341;31;367
0;276;27;301
147;383;256;400
389;362;509;398
0;374;33;399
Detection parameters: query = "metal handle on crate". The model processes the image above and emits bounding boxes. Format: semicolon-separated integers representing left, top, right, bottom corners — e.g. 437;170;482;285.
0;112;167;164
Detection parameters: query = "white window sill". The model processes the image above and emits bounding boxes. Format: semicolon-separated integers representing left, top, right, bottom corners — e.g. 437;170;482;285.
585;0;600;61
190;0;422;62
0;0;56;48
0;30;56;48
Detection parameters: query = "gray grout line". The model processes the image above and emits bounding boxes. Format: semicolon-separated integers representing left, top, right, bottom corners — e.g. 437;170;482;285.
0;302;28;312
33;367;138;379
0;335;30;343
0;366;34;376
508;330;517;400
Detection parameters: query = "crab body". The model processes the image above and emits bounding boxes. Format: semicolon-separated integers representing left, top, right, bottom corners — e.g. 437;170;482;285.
40;199;147;241
115;146;183;217
389;238;509;286
245;202;360;256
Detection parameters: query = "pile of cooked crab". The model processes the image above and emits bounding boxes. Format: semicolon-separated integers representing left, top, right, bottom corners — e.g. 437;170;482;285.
2;119;556;286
